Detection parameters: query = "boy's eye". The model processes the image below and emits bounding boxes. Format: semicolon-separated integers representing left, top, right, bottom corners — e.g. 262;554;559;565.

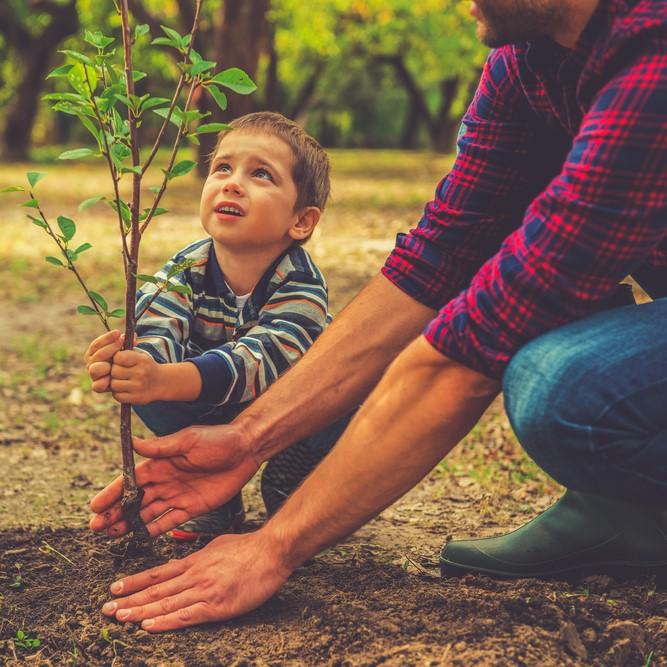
214;162;231;173
253;168;274;181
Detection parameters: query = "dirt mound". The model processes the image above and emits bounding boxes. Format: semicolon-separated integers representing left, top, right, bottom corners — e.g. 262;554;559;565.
1;528;663;666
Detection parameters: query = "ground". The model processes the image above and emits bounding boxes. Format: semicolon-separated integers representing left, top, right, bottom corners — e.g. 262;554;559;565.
0;151;663;665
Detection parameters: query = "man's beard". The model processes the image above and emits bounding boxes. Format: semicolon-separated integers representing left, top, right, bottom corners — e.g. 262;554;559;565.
473;0;568;47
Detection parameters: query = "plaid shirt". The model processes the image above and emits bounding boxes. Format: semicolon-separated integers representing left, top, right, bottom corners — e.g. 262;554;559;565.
383;0;667;378
136;239;330;405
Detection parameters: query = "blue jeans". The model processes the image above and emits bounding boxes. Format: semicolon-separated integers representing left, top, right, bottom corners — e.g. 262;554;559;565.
134;400;237;437
503;297;667;508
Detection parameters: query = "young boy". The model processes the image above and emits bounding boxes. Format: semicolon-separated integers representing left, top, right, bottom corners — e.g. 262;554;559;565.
84;112;347;540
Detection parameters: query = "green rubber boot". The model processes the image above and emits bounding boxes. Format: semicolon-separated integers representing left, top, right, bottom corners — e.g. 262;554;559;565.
440;490;667;579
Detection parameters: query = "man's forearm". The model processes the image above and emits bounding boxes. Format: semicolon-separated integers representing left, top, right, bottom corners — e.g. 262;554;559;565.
262;336;500;571
237;273;436;463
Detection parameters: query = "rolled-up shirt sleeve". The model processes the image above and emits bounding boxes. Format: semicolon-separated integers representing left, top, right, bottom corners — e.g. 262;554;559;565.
382;48;549;309
426;44;667;378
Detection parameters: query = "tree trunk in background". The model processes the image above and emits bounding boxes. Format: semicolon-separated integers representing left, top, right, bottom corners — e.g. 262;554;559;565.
1;1;79;161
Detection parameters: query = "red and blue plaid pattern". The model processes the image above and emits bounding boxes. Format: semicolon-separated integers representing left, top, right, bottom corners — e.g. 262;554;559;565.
383;0;667;378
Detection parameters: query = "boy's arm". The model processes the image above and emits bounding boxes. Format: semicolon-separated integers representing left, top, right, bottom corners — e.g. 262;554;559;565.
187;272;329;406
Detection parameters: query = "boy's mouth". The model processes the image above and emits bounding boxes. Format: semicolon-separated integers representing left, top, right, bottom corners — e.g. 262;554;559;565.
214;202;245;217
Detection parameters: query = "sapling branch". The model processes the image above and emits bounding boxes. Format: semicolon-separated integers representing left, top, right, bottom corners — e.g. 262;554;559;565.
117;0;150;550
141;0;202;175
83;66;130;278
33;197;110;330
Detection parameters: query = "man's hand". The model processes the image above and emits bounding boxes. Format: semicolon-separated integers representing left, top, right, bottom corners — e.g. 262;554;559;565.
90;424;259;537
100;530;291;632
109;349;166;405
84;329;124;393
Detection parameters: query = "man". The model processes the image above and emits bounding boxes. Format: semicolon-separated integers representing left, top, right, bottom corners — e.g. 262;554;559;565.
90;0;667;632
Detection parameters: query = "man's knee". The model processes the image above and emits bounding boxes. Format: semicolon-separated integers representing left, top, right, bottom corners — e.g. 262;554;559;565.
502;330;592;466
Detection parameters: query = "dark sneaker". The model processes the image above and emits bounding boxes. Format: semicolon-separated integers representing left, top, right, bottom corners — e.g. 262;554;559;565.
171;493;245;542
261;414;352;516
440;490;667;579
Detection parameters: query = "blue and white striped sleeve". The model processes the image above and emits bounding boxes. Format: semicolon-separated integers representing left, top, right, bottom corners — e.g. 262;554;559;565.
134;257;195;364
190;272;328;405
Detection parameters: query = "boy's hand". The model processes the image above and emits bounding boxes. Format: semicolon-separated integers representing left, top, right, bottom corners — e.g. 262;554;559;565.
84;330;123;393
110;350;164;405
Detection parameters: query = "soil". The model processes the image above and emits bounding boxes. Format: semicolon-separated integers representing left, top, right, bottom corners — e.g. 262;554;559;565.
1;527;666;666
0;154;663;665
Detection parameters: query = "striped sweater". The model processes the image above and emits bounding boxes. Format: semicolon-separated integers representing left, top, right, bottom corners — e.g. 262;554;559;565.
135;238;331;406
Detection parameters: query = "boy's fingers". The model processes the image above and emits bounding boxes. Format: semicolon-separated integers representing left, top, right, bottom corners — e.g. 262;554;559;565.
85;330;122;362
112;350;144;367
91;377;111;393
89;361;111;381
90;340;124;366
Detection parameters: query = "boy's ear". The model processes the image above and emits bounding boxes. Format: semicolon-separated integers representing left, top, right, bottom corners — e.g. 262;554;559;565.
289;206;321;242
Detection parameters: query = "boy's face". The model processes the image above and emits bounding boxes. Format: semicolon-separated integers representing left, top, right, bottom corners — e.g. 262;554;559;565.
200;130;306;257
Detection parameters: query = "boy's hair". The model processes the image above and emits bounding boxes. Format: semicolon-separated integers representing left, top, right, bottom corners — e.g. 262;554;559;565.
210;111;331;213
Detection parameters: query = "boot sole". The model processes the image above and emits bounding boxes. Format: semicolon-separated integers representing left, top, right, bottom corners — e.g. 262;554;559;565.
440;557;667;581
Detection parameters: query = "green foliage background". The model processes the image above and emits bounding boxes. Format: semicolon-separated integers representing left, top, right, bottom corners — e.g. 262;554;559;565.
0;0;487;156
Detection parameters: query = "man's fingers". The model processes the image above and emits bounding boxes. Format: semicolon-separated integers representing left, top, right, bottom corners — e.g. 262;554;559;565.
106;580;198;623
109;558;187;598
141;602;215;632
90;476;124;514
133;433;190;460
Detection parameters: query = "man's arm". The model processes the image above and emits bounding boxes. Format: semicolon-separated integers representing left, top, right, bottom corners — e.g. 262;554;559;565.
99;336;499;632
239;273;436;464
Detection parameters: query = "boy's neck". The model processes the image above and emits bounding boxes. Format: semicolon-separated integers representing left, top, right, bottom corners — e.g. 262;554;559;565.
212;240;293;295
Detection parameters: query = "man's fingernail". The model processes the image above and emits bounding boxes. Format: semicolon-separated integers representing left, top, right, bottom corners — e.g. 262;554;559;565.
117;609;131;621
102;602;117;614
142;619;155;629
111;581;123;594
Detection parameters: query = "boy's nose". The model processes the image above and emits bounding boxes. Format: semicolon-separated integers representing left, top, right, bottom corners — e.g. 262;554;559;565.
222;180;244;196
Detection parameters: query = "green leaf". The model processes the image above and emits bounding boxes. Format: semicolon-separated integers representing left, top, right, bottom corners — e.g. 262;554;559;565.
110;143;131;169
206;85;228;112
191;60;216;76
210;68;256;95
153;208;168;216
166;160;197;180
153;106;183;128
46;256;65;267
167;283;192;295
77;305;97;315
151;37;176;48
160;25;184;44
137;274;159;284
67;63;97;97
84;30;114;50
149;186;161;195
79;196;104;211
57;216;76;241
79;116;102;146
28;215;47;229
120;165;142;175
21;199;39;208
1;186;24;193
58;49;93;66
88;291;108;312
195;122;231;135
74;242;93;254
17;631;25;640
46;64;74;79
132;71;147;83
135;24;150;40
58;148;96;160
43;92;87;104
109;309;125;318
140;97;170;112
27;172;46;188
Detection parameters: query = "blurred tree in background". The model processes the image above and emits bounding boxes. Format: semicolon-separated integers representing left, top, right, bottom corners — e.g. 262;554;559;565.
0;0;487;162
